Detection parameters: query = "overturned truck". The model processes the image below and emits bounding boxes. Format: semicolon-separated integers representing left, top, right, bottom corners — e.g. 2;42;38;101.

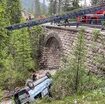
14;73;52;104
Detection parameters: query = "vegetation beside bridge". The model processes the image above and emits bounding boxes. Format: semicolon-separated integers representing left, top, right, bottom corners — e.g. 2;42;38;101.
36;89;105;104
1;0;105;103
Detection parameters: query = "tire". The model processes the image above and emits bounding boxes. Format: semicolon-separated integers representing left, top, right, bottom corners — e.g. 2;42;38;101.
14;99;21;104
27;81;34;89
48;86;52;97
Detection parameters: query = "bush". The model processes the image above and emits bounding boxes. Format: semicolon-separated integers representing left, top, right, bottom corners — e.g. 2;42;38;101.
51;68;75;99
51;29;105;99
51;66;105;99
0;69;29;91
0;89;3;100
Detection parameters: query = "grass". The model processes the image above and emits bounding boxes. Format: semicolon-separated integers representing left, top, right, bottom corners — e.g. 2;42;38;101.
34;88;105;104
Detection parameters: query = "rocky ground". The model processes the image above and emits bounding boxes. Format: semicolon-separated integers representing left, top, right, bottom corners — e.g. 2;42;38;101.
1;99;13;104
36;69;57;78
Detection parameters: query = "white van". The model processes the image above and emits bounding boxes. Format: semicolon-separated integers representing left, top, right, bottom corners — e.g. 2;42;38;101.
14;73;52;104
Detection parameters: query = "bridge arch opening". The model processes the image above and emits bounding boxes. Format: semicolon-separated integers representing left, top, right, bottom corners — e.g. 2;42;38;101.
41;34;62;70
45;37;61;69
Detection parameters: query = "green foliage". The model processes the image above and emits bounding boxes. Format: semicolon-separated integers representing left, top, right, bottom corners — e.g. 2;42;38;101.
28;26;44;70
51;29;86;99
9;29;34;71
71;29;86;93
91;0;105;5
36;89;105;104
51;69;75;99
0;89;3;100
0;1;43;92
91;0;99;5
51;29;105;100
0;0;9;71
48;0;80;15
42;0;47;15
36;96;53;104
0;29;32;90
0;69;27;90
34;0;41;17
92;30;101;41
63;0;80;12
72;0;79;8
0;26;43;90
48;0;57;15
6;0;22;24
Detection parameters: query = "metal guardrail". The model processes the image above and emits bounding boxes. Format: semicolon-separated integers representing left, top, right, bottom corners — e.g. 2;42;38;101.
6;4;105;31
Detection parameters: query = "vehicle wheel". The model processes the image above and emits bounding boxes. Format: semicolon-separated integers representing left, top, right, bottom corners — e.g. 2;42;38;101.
14;99;21;104
48;91;52;97
27;81;34;89
48;86;52;97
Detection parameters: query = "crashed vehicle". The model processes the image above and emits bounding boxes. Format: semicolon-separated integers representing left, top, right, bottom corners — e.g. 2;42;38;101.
14;73;52;104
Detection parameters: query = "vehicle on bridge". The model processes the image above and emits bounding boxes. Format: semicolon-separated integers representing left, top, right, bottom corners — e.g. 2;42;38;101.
14;72;52;104
6;3;105;30
79;10;105;24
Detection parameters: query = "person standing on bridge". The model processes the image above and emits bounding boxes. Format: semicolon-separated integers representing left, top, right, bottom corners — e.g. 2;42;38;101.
26;15;32;21
28;15;32;20
64;18;69;27
101;12;105;30
101;19;105;30
76;16;80;28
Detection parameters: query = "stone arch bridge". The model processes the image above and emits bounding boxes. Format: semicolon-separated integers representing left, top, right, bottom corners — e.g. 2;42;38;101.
39;25;105;75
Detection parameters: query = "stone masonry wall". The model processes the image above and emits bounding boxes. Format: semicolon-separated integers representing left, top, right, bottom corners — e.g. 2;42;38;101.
40;26;105;75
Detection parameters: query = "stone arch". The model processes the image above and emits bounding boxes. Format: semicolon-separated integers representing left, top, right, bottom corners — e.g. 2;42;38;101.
41;32;63;70
44;32;63;51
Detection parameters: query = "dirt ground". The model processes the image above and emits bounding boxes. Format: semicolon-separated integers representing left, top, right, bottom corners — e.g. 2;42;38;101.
36;69;57;79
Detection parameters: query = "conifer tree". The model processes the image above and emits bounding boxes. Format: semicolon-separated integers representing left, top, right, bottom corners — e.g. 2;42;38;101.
0;0;9;70
34;0;41;17
91;0;105;5
6;0;22;24
48;0;54;15
72;0;79;8
58;0;62;14
42;0;46;15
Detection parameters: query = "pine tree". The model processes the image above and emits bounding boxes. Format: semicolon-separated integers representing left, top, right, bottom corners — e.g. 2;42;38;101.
58;0;62;14
48;0;58;15
6;0;22;24
91;0;105;5
72;0;79;8
34;0;41;17
48;0;54;15
42;0;46;15
62;0;79;12
0;0;9;71
63;0;71;12
74;29;86;92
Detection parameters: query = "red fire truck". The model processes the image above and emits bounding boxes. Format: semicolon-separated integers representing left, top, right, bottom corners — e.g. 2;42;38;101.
79;10;105;24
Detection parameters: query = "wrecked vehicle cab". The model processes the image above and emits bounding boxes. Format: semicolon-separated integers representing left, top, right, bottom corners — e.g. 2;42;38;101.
14;73;52;104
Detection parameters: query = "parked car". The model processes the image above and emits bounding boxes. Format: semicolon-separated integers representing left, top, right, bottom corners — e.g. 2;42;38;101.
14;73;52;104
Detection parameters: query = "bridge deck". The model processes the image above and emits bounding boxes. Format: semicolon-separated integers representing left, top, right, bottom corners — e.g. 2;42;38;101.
6;4;105;30
42;23;105;34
